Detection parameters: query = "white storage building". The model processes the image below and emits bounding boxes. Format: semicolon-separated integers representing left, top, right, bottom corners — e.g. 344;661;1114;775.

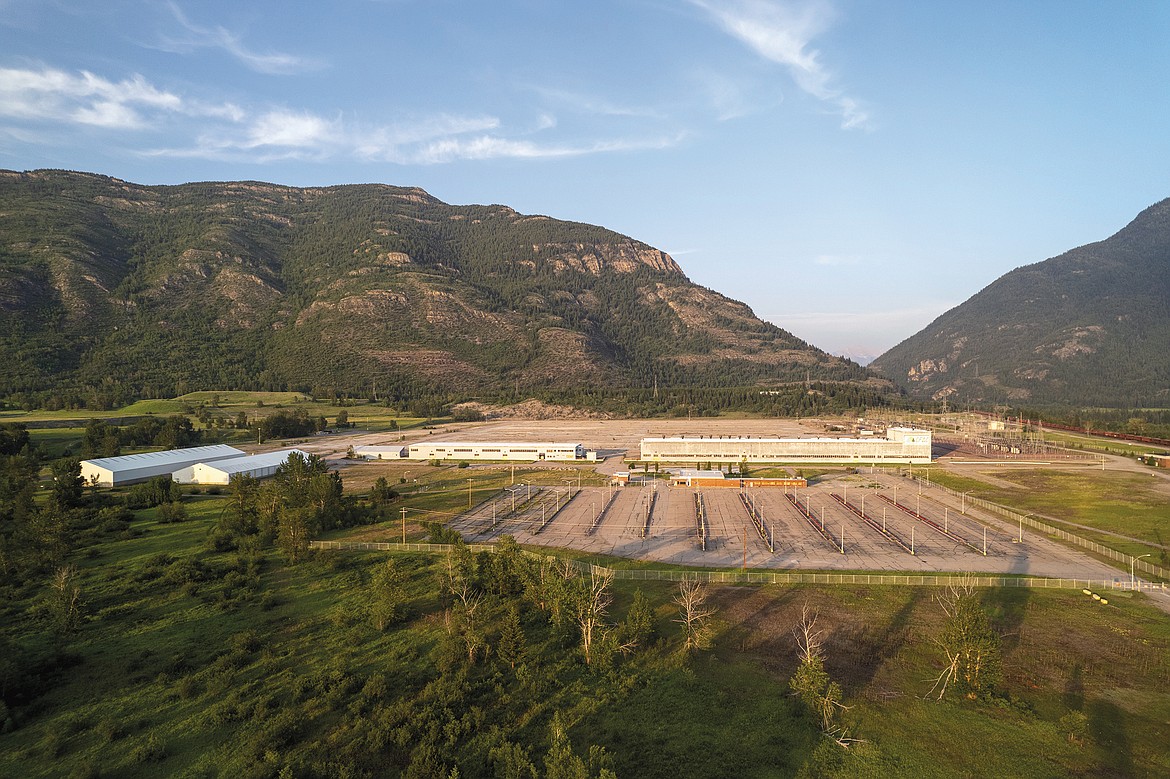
171;449;311;486
354;445;408;460
640;427;932;465
406;442;592;462
80;445;246;487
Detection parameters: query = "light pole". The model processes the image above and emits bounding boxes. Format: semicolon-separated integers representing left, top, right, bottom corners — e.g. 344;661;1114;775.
1018;513;1032;544
1131;554;1152;590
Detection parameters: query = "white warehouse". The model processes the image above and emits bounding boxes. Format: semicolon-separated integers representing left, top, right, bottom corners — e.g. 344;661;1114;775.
640;427;932;465
405;442;593;462
354;445;407;460
80;444;246;487
170;448;310;485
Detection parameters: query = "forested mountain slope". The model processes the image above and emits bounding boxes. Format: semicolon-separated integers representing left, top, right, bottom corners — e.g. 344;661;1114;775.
871;199;1170;407
0;170;881;409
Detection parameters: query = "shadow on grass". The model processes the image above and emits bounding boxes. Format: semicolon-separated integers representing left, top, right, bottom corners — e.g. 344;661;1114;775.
984;585;1030;654
832;588;925;696
1088;699;1134;778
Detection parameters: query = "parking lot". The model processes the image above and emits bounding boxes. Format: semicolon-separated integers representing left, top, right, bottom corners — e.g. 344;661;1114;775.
451;472;1124;579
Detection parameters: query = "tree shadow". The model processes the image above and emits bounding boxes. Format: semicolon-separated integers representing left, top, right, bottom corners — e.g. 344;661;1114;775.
1062;663;1085;711
829;588;925;696
1087;699;1134;778
983;585;1030;654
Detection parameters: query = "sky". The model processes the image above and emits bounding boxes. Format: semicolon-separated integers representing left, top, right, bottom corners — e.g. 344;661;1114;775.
3;1;1170;363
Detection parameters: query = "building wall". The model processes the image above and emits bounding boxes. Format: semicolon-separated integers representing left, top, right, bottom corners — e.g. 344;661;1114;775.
640;428;931;465
172;449;309;485
405;442;586;462
81;445;245;487
355;446;408;460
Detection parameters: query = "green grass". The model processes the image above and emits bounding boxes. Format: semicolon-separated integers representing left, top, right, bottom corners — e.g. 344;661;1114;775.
5;422;1170;777
3;500;1169;778
931;468;1170;563
1;391;431;434
26;427;87;459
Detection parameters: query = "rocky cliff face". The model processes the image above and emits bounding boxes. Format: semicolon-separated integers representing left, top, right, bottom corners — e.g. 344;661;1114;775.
0;169;878;404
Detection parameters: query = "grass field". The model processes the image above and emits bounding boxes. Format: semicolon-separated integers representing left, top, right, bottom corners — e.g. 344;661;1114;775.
1;390;430;434
2;505;1167;777
929;468;1170;564
4;414;1170;776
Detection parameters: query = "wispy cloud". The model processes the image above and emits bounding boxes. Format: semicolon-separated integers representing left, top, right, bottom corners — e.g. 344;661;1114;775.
3;60;683;166
157;1;321;75
143;100;683;165
529;85;664;119
0;65;230;129
404;133;684;165
690;0;869;129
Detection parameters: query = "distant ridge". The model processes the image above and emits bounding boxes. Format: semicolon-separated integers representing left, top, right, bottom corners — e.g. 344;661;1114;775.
871;199;1170;407
0;169;886;409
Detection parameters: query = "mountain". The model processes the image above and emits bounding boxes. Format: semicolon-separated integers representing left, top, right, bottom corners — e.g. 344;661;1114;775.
871;199;1170;407
0;169;883;409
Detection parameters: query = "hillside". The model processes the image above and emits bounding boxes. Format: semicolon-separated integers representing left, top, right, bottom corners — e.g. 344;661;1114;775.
0;169;882;410
871;199;1170;407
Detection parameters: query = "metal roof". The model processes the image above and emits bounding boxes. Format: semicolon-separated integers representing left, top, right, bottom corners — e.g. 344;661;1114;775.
197;449;311;476
81;444;245;472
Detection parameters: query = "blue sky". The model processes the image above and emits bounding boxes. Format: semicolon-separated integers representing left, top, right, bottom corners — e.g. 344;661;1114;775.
3;1;1169;362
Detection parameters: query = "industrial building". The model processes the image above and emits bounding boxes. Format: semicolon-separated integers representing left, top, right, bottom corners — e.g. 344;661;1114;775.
80;444;246;487
171;449;310;485
354;445;407;460
405;442;594;462
640;427;932;465
667;470;807;488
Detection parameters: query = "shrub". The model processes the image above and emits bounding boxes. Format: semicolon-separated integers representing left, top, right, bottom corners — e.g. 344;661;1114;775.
130;733;166;763
95;717;125;743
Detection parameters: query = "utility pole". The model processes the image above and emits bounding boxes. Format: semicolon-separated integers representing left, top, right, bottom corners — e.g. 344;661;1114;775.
401;507;407;544
742;525;747;571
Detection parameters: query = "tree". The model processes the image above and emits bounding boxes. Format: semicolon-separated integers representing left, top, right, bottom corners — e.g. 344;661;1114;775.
618;589;655;653
790;605;848;743
277;506;317;564
544;712;617;779
489;741;538;779
572;566;613;666
929;577;1002;700
674;576;714;654
369;559;408;630
496;604;526;669
545;712;588;779
370;476;397;507
223;473;260;537
49;564;83;634
157;501;187;523
50;458;84;509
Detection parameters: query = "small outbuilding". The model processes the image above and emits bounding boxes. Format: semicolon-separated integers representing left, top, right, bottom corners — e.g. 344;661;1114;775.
171;449;311;486
80;444;246;487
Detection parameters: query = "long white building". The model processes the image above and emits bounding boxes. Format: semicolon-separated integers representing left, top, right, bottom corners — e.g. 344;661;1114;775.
640;427;932;465
171;449;310;485
405;441;592;462
354;445;407;460
80;444;246;487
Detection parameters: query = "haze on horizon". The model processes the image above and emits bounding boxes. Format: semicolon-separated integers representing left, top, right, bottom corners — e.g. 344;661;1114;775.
2;0;1169;362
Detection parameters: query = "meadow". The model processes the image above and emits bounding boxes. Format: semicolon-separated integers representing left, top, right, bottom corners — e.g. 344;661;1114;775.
2;454;1169;778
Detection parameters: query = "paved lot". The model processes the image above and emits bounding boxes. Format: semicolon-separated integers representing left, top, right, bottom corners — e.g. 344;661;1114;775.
289;417;1143;582
453;472;1126;581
